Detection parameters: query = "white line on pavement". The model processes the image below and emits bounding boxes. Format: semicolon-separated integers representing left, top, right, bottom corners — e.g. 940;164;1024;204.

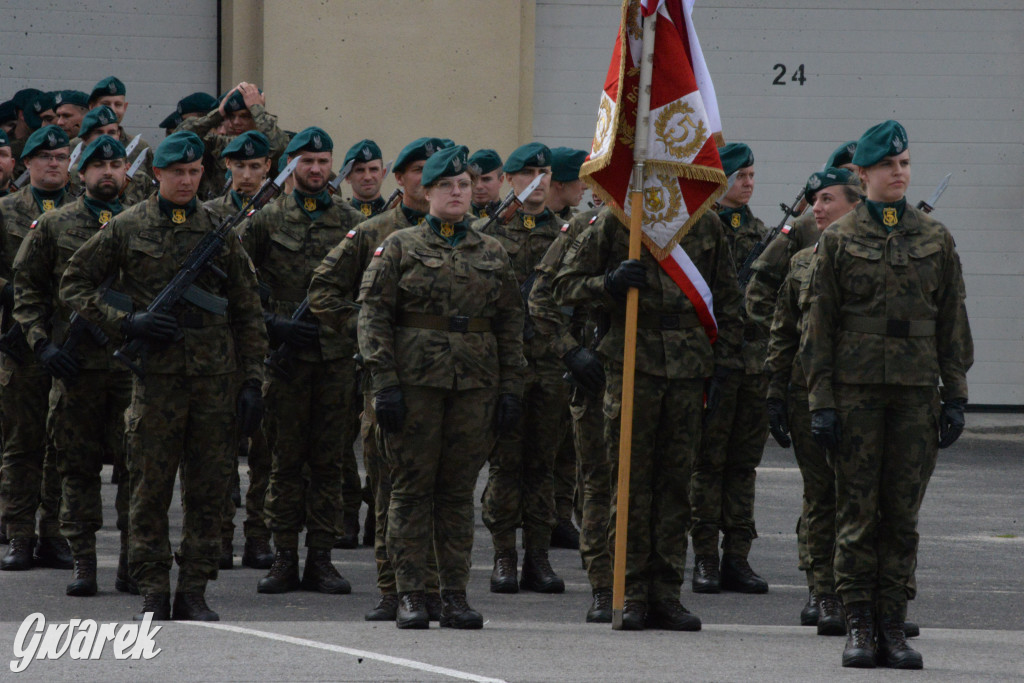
179;621;508;683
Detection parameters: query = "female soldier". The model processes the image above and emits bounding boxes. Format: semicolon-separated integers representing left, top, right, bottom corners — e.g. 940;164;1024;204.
357;144;525;630
801;121;973;669
764;168;860;635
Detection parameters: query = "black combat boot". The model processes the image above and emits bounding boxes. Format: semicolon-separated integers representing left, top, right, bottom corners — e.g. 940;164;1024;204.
257;548;300;593
691;554;720;593
425;592;443;621
618;600;647;631
334;516;360;550
877;615;923;669
587;587;612;623
134;592;171;621
34;536;73;569
647;599;701;631
903;620;920;638
550;518;580;550
439;590;483;629
719;554;768;593
841;602;876;668
172;591;220;621
396;591;429;629
301;549;351;594
242;537;274;569
800;589;820;626
489;549;518;593
365;593;399;621
115;542;139;594
1;537;34;571
817;593;846;636
219;537;233;570
66;554;98;596
520;549;565;593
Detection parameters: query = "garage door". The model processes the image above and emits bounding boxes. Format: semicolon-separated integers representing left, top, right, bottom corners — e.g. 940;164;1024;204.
533;0;1024;406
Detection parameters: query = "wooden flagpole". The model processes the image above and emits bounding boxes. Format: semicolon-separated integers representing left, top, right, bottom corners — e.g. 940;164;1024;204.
611;7;656;630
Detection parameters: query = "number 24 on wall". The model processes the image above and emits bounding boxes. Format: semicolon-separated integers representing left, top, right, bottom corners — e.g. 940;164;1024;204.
773;64;807;86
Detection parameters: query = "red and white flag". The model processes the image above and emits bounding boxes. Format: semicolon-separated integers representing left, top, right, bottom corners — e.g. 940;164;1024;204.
581;0;726;340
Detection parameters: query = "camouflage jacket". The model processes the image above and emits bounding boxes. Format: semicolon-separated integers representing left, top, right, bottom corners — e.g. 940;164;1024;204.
12;196;128;371
801;203;973;410
203;190;248;224
59;194;267;380
0;185;73;292
720;204;770;373
357;222;525;395
551;209;743;379
308;204;418;340
763;246;814;400
239;193;366;362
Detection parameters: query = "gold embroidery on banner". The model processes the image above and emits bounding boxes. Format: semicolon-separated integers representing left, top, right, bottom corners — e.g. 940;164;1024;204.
655;101;708;160
644;188;664;213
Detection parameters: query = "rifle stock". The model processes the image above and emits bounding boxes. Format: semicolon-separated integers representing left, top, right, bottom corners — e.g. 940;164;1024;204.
736;188;805;288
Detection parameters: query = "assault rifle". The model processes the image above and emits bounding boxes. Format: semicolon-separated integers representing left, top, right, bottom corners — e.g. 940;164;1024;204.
736;187;805;288
476;173;546;233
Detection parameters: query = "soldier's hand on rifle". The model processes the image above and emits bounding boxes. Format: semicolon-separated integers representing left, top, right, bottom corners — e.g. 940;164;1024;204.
374;386;406;434
495;393;523;436
811;408;842;450
264;313;319;348
34;339;80;380
605;259;648;300
766;397;791;448
236;379;264;438
121;311;179;343
563;346;605;394
938;398;967;449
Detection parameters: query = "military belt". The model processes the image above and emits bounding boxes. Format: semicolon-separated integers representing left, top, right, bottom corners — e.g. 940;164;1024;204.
616;311;701;330
841;316;935;338
397;312;492;333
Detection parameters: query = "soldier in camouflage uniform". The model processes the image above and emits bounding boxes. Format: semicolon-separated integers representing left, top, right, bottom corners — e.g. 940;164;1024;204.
0;126;75;572
761;168;861;635
60;131;268;621
467;149;503;219
12;136;135;595
477;143;567;595
801;120;973;670
690;142;771;595
72;106;154;207
552;205;744;630
309;136;447;622
87;77;154;180
0;130;13;202
243;127;363;596
344;139;388;219
157;92;220;137
53;90;91;139
6;89;44;181
358;144;525;630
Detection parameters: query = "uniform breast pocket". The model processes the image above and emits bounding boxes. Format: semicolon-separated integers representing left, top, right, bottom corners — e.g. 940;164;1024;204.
127;233;166;260
842;239;883;297
56;228;92;263
908;241;942;294
466;259;503;304
398;249;446;299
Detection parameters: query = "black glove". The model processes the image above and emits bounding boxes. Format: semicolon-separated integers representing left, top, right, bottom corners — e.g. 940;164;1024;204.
236;380;264;438
563;346;605;394
121;311;178;342
0;283;13;311
703;366;733;426
34;339;80;380
264;313;318;348
604;259;648;300
766;397;791;448
495;393;522;436
938;398;967;449
811;408;842;450
374;386;406;434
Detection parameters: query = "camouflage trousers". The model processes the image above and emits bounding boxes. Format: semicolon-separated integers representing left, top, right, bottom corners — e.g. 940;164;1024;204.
0;357;61;539
362;391;438;594
553;405;578;524
340;402;363;530
690;371;768;558
51;370;132;557
262;358;357;550
788;385;836;595
571;384;612;590
833;384;939;621
126;373;236;595
384;385;496;593
482;360;566;551
605;367;702;603
243;429;271;540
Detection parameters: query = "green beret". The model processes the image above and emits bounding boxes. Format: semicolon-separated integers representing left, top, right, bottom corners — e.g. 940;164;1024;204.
158;111;183;130
826;141;858;169
393;137;446;172
178;92;218;116
805;167;858;202
24;92;57;130
550;147;588;182
467;149;502;175
0;101;16;126
285;126;333;156
718;142;754;177
222;88;261;115
344;139;382;166
89;76;126;102
222;130;270;160
54;90;89;109
79;106;119;139
439;139;456;149
153;131;204;168
851;120;908;168
77;134;126;171
21;125;70;159
504;142;552;174
421;145;470;187
0;130;9;148
12;88;43;112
